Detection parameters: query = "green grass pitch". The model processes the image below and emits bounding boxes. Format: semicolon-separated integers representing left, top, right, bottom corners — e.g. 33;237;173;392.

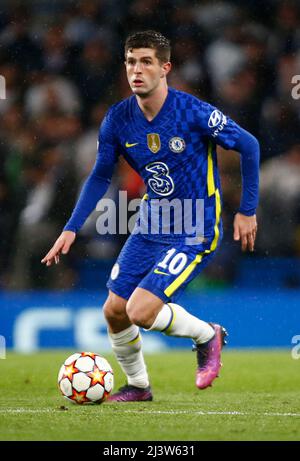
0;350;299;441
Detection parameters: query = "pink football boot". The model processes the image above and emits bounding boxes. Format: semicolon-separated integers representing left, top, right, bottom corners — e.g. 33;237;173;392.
193;323;228;390
107;385;153;402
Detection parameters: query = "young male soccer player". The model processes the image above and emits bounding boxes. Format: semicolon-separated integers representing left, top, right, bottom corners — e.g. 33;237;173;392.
41;31;259;402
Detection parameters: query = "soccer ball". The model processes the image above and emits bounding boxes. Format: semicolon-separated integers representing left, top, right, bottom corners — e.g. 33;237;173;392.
58;352;114;404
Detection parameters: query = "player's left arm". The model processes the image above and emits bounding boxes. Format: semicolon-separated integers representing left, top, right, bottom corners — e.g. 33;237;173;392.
231;128;259;252
198;103;260;252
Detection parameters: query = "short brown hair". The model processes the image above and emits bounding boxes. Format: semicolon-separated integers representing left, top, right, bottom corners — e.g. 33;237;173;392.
125;30;171;63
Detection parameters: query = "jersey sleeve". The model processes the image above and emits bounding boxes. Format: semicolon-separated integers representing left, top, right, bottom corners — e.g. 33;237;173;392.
94;108;120;178
64;109;119;233
196;101;241;149
196;101;260;216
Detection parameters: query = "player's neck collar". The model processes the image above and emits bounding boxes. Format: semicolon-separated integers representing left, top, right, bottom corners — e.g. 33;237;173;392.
134;87;174;125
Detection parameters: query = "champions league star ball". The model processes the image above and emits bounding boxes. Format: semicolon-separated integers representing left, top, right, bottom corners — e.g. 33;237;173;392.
58;352;114;404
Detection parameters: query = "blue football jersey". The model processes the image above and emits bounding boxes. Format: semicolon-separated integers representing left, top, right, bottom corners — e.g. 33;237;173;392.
97;87;242;247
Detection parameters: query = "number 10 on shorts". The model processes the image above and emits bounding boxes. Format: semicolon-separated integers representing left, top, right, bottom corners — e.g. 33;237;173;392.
157;248;188;275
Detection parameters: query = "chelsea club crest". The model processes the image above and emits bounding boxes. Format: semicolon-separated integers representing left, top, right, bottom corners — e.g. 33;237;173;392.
169;137;186;153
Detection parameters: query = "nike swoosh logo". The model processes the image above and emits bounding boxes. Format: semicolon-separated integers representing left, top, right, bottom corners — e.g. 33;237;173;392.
154;268;170;276
125;142;139;148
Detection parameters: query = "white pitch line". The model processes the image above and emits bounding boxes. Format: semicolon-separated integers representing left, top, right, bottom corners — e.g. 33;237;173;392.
121;410;300;417
0;408;299;417
0;409;54;414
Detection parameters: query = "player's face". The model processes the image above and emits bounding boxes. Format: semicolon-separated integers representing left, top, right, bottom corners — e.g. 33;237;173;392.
125;48;170;97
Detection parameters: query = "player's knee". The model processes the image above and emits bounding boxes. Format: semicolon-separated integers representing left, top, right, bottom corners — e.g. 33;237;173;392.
126;300;148;327
103;292;127;323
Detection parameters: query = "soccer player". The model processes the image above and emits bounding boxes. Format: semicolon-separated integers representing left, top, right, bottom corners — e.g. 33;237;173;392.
41;31;259;402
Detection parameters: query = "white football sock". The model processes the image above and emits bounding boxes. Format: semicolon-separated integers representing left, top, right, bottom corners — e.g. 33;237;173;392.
108;324;150;389
148;303;214;344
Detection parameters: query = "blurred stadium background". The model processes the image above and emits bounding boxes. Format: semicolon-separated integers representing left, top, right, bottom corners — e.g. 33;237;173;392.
0;0;299;354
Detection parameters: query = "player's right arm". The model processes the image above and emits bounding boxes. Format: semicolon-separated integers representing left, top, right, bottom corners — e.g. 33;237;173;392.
41;230;76;266
41;109;119;267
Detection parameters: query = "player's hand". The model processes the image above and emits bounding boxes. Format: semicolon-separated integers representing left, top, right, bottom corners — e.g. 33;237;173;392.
41;231;76;267
233;213;257;252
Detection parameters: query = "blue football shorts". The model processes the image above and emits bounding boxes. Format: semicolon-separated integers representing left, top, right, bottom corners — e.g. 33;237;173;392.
107;233;220;303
